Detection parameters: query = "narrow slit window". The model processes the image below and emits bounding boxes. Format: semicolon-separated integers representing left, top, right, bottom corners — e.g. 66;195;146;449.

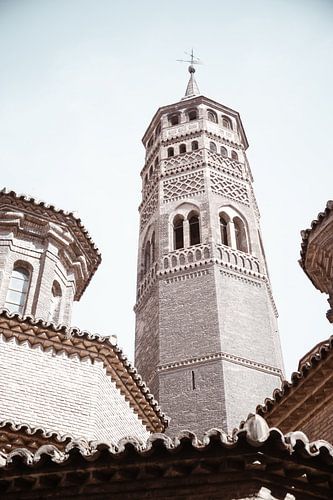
191;370;196;390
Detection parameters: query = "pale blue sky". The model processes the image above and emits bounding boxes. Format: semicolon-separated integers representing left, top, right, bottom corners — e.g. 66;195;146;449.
0;0;332;378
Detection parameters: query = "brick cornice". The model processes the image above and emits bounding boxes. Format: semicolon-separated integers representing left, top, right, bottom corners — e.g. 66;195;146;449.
0;189;101;299
157;350;283;378
0;311;167;434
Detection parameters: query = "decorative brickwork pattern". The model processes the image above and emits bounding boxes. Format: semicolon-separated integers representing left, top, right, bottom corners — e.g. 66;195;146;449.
162;150;203;172
162;170;205;202
140;189;158;231
210;171;249;205
162;244;211;270
216;244;262;275
207;150;244;178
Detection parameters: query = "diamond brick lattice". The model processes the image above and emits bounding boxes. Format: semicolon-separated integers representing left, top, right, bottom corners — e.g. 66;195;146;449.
163;171;205;202
140;189;158;230
210;171;249;205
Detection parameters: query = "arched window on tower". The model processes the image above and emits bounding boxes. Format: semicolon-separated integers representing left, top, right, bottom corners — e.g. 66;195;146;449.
189;213;200;246
222;116;233;129
234;217;248;253
149;165;153;178
220;215;229;246
169;114;180;126
207;110;217;123
179;144;186;154
221;146;228;157
191;141;199;151
151;232;155;263
231;150;238;161
4;264;30;314
188;108;198;121
49;281;62;323
144;241;151;272
210;141;217;153
173;216;184;250
167;147;174;158
155;123;161;139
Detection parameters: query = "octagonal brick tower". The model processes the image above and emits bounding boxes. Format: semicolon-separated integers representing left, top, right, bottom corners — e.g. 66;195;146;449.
0;189;100;326
134;68;285;436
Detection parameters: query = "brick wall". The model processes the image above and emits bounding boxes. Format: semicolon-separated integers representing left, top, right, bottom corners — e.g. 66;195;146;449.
0;336;150;445
300;401;333;443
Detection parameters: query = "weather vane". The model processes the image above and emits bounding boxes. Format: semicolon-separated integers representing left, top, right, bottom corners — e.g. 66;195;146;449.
177;49;202;74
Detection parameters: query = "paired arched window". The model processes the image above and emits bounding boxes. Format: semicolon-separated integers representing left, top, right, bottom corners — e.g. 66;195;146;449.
207;110;217;123
4;264;30;314
169;114;180;126
210;141;217;153
167;147;174;158
222;116;232;129
231;150;238;161
179;144;186;154
173;212;201;250
191;141;199;151
173;216;184;250
221;146;228;157
188;109;198;121
49;281;62;323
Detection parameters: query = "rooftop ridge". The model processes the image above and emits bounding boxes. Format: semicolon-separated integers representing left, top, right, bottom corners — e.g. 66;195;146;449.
1;414;333;468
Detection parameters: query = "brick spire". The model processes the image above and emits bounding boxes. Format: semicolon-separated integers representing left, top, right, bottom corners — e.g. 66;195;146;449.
182;65;200;100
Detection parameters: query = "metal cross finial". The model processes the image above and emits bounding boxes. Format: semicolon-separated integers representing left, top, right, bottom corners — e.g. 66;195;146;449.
177;49;202;73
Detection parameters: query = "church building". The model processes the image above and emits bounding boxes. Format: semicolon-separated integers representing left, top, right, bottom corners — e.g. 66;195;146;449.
0;66;332;499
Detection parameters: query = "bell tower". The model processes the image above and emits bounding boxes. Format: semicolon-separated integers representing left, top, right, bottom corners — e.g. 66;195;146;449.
134;66;284;436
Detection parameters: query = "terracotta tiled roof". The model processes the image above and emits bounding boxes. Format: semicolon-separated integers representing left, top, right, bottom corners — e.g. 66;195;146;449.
0;420;72;453
299;200;333;275
0;415;332;497
0;188;101;299
256;335;333;430
0;310;168;433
